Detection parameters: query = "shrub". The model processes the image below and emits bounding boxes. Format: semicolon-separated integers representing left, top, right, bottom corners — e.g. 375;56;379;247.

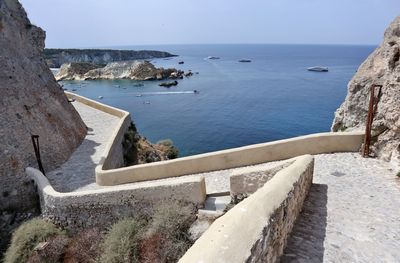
4;218;62;263
99;218;145;263
396;171;400;178
64;228;102;263
157;139;173;147
146;201;195;262
26;235;69;263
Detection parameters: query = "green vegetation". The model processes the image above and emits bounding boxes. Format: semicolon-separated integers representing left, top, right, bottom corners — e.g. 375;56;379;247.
122;122;139;166
4;218;63;263
100;218;145;263
4;202;195;263
157;139;179;159
396;171;400;178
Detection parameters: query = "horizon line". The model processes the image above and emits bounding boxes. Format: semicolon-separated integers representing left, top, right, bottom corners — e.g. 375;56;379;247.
45;42;378;49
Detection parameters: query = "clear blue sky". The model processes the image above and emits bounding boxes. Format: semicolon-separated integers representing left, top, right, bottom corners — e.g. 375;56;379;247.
20;0;399;48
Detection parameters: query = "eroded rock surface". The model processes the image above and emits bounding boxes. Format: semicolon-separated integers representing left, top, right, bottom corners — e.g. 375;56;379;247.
44;48;176;68
55;60;186;81
0;0;87;211
332;16;400;168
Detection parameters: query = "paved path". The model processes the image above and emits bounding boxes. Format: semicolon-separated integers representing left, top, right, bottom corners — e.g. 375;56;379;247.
282;153;400;263
47;101;119;192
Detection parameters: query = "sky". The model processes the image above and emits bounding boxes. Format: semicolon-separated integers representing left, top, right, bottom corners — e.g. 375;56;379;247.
20;0;400;48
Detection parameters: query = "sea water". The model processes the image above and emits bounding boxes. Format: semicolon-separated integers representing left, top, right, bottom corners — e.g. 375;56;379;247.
60;44;375;156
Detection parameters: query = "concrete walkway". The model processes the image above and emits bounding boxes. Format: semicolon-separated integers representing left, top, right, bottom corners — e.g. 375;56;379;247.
282;153;400;262
47;101;120;192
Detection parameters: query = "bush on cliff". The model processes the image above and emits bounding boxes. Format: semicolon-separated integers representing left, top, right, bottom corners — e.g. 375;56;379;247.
139;201;195;262
4;218;63;263
99;218;146;263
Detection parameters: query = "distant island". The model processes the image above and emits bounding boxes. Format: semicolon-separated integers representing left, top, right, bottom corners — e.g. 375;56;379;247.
44;48;177;68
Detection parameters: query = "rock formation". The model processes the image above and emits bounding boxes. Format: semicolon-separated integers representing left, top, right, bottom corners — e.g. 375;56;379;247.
332;16;400;168
122;123;179;166
55;62;104;80
55;60;186;81
0;0;87;212
44;48;176;68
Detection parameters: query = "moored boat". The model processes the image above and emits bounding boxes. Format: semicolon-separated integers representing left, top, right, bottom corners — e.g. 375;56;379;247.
307;66;329;72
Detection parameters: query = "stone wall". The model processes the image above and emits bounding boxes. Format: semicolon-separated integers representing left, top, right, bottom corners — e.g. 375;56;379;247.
179;155;314;263
27;167;206;231
230;160;293;203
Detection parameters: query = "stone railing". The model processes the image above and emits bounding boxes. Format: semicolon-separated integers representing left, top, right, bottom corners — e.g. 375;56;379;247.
179;155;314;263
26;167;206;230
96;131;363;186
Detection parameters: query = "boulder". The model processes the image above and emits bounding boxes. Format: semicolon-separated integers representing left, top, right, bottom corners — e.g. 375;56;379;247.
332;16;400;168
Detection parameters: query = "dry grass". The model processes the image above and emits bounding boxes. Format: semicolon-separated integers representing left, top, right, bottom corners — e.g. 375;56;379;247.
26;235;69;263
64;228;102;263
99;218;145;263
4;218;63;263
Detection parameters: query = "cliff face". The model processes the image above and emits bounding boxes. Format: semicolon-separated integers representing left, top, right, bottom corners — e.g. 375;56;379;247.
44;48;176;68
0;0;87;211
55;61;184;81
332;16;400;168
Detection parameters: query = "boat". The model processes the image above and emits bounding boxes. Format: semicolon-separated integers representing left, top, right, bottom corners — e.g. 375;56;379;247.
178;61;184;64
194;90;199;94
238;59;251;63
307;66;328;72
98;96;103;99
136;94;142;97
207;56;220;60
159;80;178;87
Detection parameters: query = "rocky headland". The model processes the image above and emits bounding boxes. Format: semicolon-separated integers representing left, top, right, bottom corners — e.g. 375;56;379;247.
332;16;400;168
55;60;187;81
44;48;176;68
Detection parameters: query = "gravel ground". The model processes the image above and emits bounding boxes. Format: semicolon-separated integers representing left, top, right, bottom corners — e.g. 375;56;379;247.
282;153;400;263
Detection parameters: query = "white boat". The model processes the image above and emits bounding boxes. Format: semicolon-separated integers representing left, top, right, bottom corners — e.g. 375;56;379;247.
98;96;103;99
307;66;328;72
207;56;220;60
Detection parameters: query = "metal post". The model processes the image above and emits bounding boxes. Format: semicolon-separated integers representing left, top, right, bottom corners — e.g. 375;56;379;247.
363;85;382;157
31;135;46;175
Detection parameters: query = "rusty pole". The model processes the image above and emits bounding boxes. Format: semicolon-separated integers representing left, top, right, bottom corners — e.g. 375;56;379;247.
31;135;46;175
363;85;382;157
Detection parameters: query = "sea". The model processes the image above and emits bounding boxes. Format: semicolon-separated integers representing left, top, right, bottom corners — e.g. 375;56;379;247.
60;44;376;157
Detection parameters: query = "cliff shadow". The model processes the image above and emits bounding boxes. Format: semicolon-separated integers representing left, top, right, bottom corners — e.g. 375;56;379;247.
46;138;101;192
280;183;328;263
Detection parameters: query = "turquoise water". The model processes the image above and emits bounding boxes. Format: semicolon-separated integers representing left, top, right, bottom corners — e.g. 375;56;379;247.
61;44;375;157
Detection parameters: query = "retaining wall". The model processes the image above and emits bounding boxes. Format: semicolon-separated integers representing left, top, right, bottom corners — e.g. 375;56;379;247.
179;155;314;263
27;167;206;231
97;131;363;186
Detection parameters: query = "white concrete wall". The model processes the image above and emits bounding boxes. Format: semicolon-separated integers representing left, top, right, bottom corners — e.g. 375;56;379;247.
26;167;206;230
179;155;314;263
96;132;363;186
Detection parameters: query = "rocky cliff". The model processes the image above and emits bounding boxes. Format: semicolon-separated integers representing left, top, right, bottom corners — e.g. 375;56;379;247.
55;60;185;81
0;0;87;212
44;48;176;68
332;16;400;168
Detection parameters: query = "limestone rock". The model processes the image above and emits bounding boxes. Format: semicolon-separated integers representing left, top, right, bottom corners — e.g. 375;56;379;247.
56;62;103;80
55;60;185;81
44;48;176;68
0;0;87;211
332;16;400;168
